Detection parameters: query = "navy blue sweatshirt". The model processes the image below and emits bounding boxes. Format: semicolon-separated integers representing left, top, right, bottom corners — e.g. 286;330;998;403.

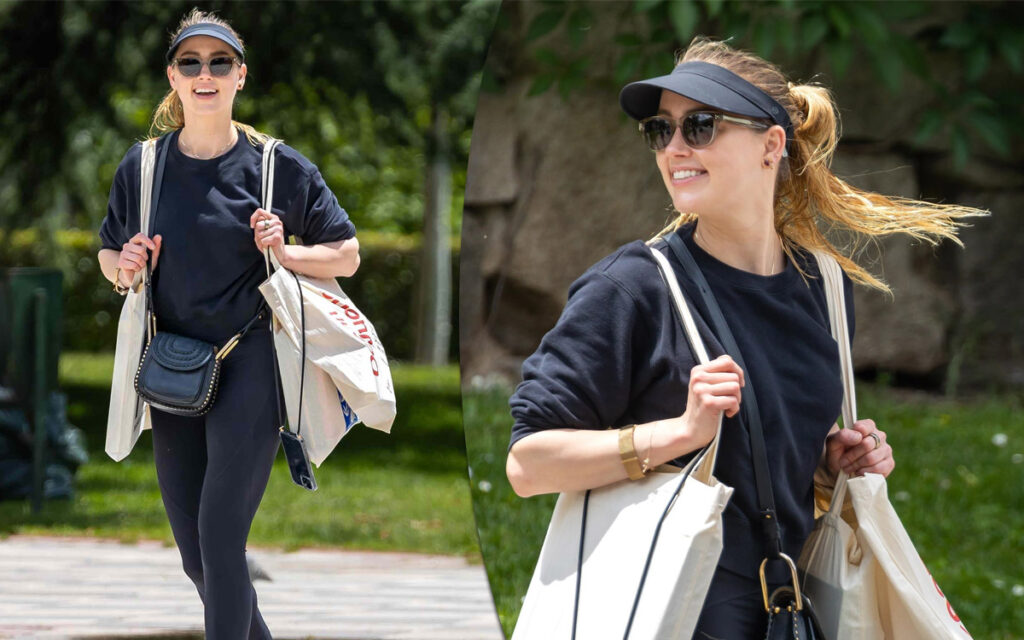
510;223;854;581
99;130;355;343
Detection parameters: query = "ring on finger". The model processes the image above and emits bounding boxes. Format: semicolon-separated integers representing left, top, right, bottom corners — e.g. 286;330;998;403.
868;432;881;450
263;219;271;231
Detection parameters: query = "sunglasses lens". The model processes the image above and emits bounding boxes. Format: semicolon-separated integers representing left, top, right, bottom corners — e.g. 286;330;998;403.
176;58;202;77
641;118;674;151
209;57;235;76
682;112;717;148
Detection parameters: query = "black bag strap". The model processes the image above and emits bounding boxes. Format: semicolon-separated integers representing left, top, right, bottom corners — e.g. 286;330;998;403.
664;231;783;558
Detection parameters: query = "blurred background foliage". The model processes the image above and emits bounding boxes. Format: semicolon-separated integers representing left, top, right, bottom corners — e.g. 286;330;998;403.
0;0;498;361
497;0;1024;170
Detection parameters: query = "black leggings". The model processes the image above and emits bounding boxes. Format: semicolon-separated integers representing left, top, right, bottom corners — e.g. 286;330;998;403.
151;327;280;640
692;565;784;640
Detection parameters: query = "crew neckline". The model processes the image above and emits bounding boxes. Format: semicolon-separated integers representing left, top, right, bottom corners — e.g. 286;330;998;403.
675;222;800;293
168;128;245;165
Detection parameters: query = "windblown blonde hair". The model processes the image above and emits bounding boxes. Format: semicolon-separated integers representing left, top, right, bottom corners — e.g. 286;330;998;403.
149;8;268;146
651;37;987;291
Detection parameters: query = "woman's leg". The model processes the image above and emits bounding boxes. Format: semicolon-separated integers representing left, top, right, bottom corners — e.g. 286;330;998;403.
151;409;209;601
692;566;775;639
198;330;280;640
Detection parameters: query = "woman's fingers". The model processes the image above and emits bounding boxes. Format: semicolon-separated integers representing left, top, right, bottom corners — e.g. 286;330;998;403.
838;428;886;470
827;418;893;478
251;209;284;249
693;355;745;384
129;232;157;252
702;355;745;386
846;444;894;477
151;234;162;270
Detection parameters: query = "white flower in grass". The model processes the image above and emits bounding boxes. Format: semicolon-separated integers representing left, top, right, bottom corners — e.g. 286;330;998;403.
1013;584;1024;597
993;579;1005;589
992;433;1008;447
1012;453;1023;464
478;480;493;493
894;491;910;502
938;478;951;490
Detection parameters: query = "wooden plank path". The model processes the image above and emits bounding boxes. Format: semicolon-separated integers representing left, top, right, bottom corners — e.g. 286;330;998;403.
0;536;504;640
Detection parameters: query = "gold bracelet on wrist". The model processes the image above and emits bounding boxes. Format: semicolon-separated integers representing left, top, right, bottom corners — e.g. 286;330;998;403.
618;425;646;481
113;267;130;295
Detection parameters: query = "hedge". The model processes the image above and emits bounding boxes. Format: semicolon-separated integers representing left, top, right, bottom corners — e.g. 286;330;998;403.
0;229;458;363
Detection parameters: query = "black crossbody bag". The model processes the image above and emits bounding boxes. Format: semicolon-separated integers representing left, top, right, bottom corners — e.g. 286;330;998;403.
133;134;268;417
664;232;826;640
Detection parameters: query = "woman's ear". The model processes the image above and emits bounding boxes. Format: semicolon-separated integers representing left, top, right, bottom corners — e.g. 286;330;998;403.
166;64;176;90
236;63;247;91
765;125;787;161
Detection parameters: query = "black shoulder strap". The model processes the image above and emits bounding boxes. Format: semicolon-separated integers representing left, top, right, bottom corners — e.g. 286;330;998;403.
143;134;172;326
664;231;782;558
143;132;266;345
147;133;172;236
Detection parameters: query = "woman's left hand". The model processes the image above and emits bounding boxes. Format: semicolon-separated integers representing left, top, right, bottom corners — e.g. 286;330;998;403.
824;418;894;478
250;208;286;261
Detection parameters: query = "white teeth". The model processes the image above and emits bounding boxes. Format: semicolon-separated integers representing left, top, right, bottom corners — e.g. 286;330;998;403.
194;89;216;94
672;169;703;180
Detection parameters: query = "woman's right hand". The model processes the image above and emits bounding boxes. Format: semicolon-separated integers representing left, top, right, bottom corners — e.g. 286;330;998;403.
677;354;745;447
117;233;162;287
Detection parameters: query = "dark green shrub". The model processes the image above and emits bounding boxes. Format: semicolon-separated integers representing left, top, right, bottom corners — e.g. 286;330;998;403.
0;229;458;362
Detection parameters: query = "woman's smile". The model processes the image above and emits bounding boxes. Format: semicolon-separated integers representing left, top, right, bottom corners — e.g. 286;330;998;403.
668;166;707;185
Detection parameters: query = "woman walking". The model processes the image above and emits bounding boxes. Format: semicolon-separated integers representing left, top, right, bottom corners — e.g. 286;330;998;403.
97;10;359;638
507;37;984;638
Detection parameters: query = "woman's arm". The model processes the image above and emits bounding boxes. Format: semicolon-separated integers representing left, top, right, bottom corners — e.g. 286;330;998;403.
98;249;124;287
507;355;745;497
279;237;360;278
251;208;359;278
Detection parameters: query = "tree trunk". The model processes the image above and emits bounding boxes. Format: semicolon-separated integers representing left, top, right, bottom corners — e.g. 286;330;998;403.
414;104;452;365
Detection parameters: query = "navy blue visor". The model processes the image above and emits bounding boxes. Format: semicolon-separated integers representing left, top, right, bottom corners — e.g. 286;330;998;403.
620;61;793;149
166;23;244;62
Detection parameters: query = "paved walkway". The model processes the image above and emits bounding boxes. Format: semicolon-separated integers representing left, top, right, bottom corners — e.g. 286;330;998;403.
0;536;504;640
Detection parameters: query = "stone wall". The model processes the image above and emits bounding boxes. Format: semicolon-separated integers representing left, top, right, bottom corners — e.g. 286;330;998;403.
460;2;1024;392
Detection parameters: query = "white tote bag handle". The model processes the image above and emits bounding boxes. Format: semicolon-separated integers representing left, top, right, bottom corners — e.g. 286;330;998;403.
813;251;858;509
649;247;722;482
261;137;284;275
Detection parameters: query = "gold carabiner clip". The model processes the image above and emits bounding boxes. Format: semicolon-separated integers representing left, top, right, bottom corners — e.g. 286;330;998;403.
759;552;803;613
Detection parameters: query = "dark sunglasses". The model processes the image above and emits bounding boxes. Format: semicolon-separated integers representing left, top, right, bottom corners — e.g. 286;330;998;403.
173;56;239;78
639;111;774;152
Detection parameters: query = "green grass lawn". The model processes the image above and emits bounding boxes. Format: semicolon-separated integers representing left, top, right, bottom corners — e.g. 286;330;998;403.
465;383;1024;639
0;353;479;558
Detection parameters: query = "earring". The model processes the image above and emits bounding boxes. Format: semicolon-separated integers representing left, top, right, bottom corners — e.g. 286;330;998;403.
763;158;772;169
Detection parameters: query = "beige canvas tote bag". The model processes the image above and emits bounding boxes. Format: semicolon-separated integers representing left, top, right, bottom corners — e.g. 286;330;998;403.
105;139;157;461
511;247;733;640
799;251;973;640
257;139;396;466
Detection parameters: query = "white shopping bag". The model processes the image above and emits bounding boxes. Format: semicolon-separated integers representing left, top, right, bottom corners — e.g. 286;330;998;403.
105;139;156;461
512;248;733;640
257;139;395;466
799;252;972;640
